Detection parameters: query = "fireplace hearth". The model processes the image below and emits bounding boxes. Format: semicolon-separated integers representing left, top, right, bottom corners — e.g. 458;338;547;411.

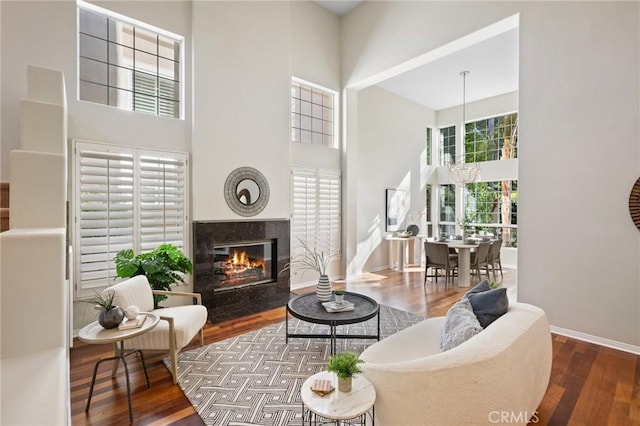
193;220;290;323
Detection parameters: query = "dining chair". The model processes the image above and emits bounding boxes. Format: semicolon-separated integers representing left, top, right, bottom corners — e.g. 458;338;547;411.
469;241;491;282
424;241;458;287
488;239;504;281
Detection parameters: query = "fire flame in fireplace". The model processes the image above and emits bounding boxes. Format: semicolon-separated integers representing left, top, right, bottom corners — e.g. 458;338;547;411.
225;250;265;276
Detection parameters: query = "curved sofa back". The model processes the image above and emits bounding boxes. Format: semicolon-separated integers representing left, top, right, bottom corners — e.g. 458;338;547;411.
361;302;552;426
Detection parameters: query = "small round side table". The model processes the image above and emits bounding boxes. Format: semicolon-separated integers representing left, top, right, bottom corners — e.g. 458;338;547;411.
301;371;376;425
79;312;160;422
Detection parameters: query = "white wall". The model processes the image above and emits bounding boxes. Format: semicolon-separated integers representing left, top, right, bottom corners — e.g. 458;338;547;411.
191;1;290;221
1;1;192;181
342;2;640;349
1;0;192;331
354;85;435;273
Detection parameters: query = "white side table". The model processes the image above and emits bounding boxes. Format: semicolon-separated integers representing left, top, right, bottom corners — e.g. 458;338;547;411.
301;371;376;425
79;312;160;422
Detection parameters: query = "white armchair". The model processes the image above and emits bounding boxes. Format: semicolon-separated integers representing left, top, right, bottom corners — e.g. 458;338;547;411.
105;275;208;384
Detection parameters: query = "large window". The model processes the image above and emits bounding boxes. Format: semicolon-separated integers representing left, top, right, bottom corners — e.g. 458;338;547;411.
439;184;456;236
291;79;337;148
73;140;188;298
78;1;183;118
465;180;518;247
465;113;518;162
440;126;455;165
291;167;341;268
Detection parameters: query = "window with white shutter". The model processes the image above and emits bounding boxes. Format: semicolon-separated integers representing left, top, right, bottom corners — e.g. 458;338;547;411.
73;141;188;299
139;152;186;252
291;167;340;263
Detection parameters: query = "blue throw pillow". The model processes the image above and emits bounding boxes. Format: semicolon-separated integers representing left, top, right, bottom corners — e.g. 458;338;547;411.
466;287;509;328
462;280;491;299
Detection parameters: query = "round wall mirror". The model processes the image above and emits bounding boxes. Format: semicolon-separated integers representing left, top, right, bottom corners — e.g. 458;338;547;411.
224;167;269;216
236;178;260;205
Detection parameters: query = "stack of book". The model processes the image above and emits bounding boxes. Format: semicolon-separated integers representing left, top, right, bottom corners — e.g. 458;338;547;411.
321;300;355;313
118;315;146;330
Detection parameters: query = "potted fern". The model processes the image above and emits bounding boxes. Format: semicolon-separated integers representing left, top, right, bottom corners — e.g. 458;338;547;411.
280;237;338;302
114;244;193;308
327;351;364;392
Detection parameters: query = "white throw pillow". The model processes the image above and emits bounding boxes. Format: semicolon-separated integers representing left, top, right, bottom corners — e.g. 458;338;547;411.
440;299;483;351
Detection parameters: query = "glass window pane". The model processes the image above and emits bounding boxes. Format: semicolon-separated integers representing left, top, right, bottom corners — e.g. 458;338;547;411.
300;86;311;102
109;20;133;46
134;27;158;55
159;77;178;101
80;57;107;85
312;132;323;145
301;130;311;144
300;100;311;116
312;118;322;133
108;65;133;91
80;81;108;105
300;115;311;131
323;106;332;121
79;9;107;39
108;87;133;109
108;43;134;69
80;34;107;62
158;58;177;81
135;50;157;72
158;36;179;60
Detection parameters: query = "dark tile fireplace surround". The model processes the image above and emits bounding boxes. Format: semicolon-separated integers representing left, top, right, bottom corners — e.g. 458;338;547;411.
193;220;290;323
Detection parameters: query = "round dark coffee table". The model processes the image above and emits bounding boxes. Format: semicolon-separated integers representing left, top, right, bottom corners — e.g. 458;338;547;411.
286;291;380;355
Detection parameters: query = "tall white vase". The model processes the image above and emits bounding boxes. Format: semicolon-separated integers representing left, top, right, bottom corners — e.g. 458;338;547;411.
316;274;332;302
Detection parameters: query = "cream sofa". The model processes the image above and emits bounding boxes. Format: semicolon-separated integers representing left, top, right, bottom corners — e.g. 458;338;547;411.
359;302;552;426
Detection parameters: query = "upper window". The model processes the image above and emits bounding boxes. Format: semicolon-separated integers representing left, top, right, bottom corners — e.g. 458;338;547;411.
465;113;518;162
439;126;455;166
291;79;337;148
78;1;183;118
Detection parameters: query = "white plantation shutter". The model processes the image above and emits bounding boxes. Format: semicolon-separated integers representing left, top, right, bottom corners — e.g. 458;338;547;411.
139;153;186;252
73;141;188;299
318;169;341;256
291;167;340;260
75;143;134;294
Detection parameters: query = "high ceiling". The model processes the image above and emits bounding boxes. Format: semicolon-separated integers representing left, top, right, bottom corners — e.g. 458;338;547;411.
312;1;518;111
314;0;364;16
377;28;518;111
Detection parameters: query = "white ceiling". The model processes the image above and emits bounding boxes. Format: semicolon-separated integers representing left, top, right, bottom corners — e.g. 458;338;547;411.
314;0;364;16
376;28;519;111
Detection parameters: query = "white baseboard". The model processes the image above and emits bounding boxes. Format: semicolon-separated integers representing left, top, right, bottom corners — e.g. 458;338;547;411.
550;326;640;355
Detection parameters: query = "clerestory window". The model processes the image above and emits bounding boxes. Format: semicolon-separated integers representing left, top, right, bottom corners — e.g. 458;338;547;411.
77;1;183;118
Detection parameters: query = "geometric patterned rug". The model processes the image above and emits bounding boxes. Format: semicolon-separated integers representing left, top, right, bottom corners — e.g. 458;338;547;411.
164;305;425;425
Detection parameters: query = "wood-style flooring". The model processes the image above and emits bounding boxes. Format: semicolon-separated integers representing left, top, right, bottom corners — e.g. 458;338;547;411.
70;267;640;425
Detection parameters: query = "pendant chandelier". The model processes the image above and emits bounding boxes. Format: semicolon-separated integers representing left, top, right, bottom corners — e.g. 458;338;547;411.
449;70;480;185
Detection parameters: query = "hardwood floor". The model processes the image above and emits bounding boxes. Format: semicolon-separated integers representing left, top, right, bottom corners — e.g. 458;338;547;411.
70;268;640;425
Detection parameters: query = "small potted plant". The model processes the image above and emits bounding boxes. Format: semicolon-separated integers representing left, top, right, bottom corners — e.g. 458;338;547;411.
86;290;124;329
280;237;338;302
333;290;345;304
327;351;364;392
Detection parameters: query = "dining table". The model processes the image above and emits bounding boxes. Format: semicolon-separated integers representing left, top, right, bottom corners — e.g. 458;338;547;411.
443;240;478;287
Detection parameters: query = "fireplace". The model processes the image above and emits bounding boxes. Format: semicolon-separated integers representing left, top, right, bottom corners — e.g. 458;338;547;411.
213;241;273;290
193;220;290;323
